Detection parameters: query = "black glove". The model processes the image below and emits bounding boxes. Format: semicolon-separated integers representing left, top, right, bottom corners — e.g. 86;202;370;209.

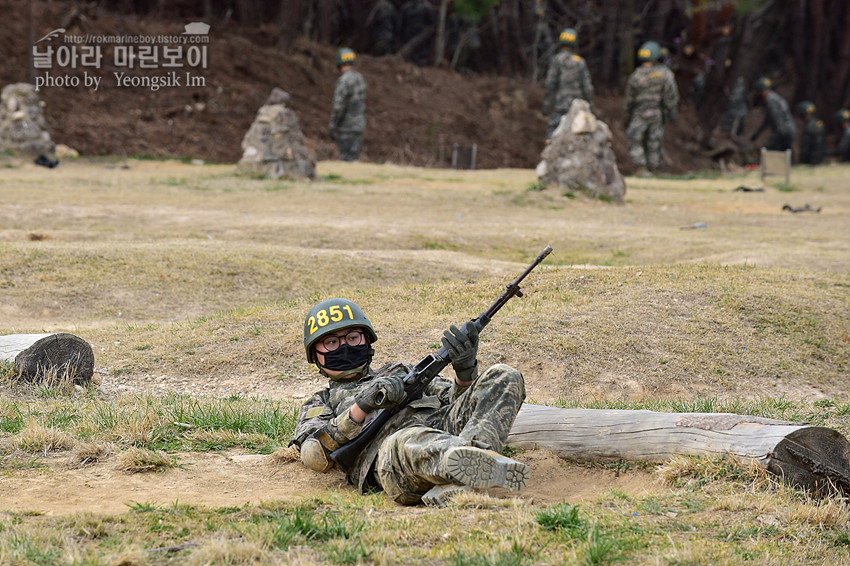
328;127;336;141
441;323;479;381
355;376;406;414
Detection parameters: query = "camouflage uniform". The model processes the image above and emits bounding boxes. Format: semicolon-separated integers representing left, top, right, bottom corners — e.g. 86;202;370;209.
799;117;825;165
329;68;367;161
751;90;795;152
369;0;400;56
292;362;525;504
624;63;679;170
720;77;747;137
543;50;594;138
833;124;850;162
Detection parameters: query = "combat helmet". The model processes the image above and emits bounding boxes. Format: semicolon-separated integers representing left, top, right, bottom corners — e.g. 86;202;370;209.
836;109;850;124
637;41;661;63
754;77;773;92
303;298;377;363
336;47;356;67
559;28;577;47
796;101;816;118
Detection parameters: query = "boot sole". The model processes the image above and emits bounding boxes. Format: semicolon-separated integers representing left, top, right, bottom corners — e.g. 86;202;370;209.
443;447;529;491
422;483;471;508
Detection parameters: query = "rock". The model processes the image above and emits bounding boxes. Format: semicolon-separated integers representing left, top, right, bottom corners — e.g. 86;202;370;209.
536;99;625;203
0;83;57;160
55;144;79;158
237;88;316;180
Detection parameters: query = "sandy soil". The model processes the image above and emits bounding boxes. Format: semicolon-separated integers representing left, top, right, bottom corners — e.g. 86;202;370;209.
0;447;662;515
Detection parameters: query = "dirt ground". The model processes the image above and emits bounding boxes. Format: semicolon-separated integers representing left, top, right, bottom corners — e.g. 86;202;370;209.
0;444;661;515
0;1;716;173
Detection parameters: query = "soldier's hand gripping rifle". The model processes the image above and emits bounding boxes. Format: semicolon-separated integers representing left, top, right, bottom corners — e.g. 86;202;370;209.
329;245;553;471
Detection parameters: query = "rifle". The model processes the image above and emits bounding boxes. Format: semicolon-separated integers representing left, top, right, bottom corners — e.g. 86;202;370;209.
329;245;553;471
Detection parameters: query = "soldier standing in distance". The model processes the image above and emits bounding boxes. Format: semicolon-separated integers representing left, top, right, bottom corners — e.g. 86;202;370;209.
749;77;795;153
542;28;594;139
624;41;680;177
291;299;528;508
368;0;400;56
796;101;825;165
720;76;748;137
329;48;367;162
829;109;850;162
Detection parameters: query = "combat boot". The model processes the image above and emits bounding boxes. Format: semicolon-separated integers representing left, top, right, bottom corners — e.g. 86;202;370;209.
441;446;529;491
421;483;471;508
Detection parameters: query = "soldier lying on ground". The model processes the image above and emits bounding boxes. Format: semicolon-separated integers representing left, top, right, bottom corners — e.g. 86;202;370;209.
290;298;528;508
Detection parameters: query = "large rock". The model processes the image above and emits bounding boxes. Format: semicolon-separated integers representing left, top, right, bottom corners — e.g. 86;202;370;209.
237;88;316;180
536;99;625;203
0;83;57;159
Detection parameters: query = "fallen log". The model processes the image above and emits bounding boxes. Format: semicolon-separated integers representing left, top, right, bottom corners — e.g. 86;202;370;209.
0;333;94;385
508;404;850;496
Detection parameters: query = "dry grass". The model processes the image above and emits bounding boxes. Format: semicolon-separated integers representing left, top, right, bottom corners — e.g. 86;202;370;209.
184;539;269;566
116;447;174;473
14;422;75;453
70;441;113;467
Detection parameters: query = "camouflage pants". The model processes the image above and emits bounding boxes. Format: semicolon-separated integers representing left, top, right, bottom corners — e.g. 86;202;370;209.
375;363;525;505
627;116;665;169
337;130;363;161
765;130;794;153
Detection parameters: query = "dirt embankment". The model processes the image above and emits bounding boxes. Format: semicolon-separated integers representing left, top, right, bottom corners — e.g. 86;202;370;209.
1;1;713;172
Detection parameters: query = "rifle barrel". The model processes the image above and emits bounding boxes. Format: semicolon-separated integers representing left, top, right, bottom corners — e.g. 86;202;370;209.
480;245;553;322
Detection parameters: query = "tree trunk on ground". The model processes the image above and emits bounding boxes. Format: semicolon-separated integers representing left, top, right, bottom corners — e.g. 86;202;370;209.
0;333;95;385
508;404;850;496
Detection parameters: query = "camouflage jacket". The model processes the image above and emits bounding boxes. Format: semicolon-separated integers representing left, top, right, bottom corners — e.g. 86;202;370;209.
722;79;747;118
835;126;850;161
329;69;367;134
544;50;593;112
624;63;679;123
756;90;795;138
292;362;467;492
800;117;825;164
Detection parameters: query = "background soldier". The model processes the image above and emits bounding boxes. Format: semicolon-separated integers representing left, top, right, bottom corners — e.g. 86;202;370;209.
291;298;528;508
624;40;680;177
796;101;825;165
719;76;748;137
368;0;400;56
542;27;594;139
749;77;795;152
829;108;850;162
329;48;367;161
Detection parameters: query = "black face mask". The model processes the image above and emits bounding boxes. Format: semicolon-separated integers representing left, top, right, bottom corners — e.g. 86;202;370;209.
320;343;372;371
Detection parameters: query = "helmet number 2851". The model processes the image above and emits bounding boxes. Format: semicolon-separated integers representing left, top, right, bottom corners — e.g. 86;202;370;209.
308;304;355;335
